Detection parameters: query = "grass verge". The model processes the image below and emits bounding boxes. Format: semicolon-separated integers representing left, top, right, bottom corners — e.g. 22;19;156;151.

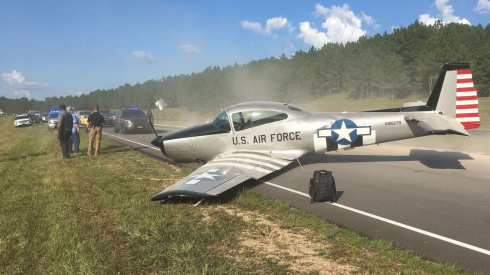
0;116;471;274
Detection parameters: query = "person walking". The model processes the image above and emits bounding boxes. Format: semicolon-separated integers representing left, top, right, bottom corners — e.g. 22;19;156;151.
67;106;80;154
57;104;73;159
86;105;105;156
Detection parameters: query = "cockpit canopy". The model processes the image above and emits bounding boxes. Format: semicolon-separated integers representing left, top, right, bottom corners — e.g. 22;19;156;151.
211;110;231;132
211;101;310;132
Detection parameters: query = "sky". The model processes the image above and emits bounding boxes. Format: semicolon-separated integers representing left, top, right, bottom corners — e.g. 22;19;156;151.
1;0;489;100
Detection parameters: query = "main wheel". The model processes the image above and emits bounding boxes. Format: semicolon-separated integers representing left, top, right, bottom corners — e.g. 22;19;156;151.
114;125;119;133
121;126;127;134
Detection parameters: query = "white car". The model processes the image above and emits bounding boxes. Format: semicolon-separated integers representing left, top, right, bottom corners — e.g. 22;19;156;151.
47;112;59;130
14;114;33;127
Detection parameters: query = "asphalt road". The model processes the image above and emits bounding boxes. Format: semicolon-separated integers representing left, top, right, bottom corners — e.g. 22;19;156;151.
101;123;490;274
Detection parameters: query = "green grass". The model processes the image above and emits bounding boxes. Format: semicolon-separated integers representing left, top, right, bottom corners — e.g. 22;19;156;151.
0;116;472;274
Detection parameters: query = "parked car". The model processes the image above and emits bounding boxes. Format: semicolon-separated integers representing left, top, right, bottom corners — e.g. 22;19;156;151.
113;108;152;134
99;109;114;126
47;111;59;130
29;111;41;123
41;112;49;123
76;110;91;127
14;114;33;127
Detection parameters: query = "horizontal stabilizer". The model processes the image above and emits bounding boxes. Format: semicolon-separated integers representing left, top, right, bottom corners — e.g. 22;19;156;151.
404;114;469;136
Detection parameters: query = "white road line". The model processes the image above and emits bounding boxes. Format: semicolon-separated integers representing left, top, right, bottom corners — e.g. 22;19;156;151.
261;180;490;256
154;123;186;128
104;133;161;151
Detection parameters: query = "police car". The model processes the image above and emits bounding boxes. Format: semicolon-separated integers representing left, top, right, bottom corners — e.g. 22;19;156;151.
14;114;33;127
113;107;152;134
47;110;59;130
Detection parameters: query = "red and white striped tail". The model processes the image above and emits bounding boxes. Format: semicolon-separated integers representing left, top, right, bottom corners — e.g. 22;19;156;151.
456;69;480;129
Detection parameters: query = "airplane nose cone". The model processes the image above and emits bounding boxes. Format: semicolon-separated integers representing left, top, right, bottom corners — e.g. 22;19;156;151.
151;136;167;157
151;137;161;147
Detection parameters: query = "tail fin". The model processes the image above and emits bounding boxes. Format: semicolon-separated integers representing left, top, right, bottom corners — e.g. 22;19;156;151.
427;63;481;129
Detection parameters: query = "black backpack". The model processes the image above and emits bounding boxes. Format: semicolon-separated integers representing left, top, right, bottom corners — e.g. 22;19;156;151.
309;170;336;203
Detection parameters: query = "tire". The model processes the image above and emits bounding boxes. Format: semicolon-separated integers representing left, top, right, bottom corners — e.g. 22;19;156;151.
114;125;119;133
121;127;127;134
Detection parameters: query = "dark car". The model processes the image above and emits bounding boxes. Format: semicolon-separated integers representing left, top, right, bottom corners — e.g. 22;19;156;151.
113;109;152;134
28;111;41;123
99;109;114;126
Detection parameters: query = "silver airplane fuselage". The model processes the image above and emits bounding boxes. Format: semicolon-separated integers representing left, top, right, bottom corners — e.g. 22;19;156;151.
156;102;434;163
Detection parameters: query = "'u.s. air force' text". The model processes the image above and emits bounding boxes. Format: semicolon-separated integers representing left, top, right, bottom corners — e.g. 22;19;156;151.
232;131;301;145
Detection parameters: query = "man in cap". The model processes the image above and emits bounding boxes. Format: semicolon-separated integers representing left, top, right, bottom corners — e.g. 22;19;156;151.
86;105;105;156
67;106;80;154
57;104;73;159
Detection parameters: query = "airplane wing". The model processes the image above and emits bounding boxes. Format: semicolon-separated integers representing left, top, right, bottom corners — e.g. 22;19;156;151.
404;114;470;136
150;151;292;201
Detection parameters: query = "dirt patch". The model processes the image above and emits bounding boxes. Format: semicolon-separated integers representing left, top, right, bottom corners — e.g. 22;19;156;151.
211;206;357;274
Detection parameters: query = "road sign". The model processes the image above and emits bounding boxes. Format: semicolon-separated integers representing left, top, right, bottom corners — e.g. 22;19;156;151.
155;98;167;110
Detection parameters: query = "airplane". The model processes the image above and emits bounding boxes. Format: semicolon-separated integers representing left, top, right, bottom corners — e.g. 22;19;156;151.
147;63;481;202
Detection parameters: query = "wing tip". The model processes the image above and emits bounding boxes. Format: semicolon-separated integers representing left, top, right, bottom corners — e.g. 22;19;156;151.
150;190;218;201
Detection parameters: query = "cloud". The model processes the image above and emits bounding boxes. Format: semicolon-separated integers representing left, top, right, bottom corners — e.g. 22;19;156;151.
314;3;330;16
361;12;380;28
2;70;49;89
242;21;263;33
241;16;294;35
419;0;470;25
298;4;366;48
265;17;294;34
298;22;330;48
75;91;84;96
475;0;490;14
131;51;158;63
178;44;202;53
14;90;33;99
419;14;440;25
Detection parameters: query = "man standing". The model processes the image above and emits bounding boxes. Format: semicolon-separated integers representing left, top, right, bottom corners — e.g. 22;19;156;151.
67;106;80;154
86;105;105;156
57;104;73;159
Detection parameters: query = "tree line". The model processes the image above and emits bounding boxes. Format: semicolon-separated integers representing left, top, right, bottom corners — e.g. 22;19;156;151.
1;20;489;113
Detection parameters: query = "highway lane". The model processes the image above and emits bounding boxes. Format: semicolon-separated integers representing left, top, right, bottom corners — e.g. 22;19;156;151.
101;124;490;273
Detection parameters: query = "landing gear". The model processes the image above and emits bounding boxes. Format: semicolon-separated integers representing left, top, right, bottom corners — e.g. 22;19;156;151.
309;170;336;203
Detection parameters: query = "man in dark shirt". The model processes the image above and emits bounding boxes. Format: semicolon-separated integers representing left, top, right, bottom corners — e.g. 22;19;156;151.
57;104;74;159
86;105;105;156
